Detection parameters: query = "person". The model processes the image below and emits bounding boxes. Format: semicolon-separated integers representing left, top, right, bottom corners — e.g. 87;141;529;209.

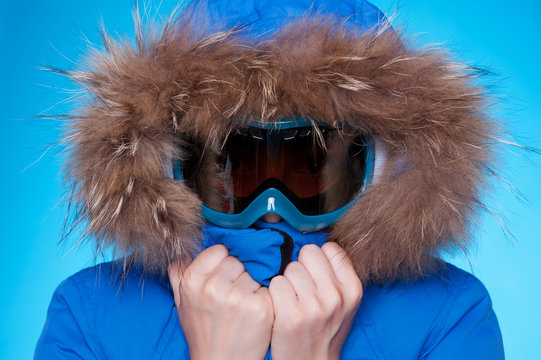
35;0;505;359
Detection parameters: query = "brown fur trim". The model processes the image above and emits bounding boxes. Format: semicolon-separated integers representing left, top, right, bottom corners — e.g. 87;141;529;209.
60;5;498;282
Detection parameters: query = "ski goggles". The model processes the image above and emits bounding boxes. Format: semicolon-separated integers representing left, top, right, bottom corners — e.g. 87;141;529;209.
173;119;375;232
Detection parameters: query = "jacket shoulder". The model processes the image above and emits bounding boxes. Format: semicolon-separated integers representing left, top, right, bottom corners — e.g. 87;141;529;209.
354;263;504;359
419;264;504;359
35;262;184;360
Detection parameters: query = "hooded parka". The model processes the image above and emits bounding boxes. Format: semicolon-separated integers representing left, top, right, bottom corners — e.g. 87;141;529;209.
35;0;505;358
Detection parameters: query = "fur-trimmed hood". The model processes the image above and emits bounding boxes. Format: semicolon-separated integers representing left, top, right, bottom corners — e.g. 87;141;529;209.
60;0;498;283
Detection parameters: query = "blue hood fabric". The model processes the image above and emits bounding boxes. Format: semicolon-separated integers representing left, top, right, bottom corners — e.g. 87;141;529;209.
199;0;388;36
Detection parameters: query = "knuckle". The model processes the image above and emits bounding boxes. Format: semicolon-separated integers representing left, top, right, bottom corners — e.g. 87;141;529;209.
224;254;240;263
209;244;228;254
202;277;222;300
322;242;352;264
268;276;281;293
323;288;344;313
252;297;273;322
353;277;363;294
321;241;342;252
304;298;325;320
225;287;244;308
298;244;320;260
306;307;326;327
284;312;305;333
200;244;228;260
222;255;243;270
268;276;291;299
179;271;196;292
283;261;303;277
346;278;364;305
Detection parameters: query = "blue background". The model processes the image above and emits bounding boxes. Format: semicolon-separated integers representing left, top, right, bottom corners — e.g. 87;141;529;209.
1;0;539;358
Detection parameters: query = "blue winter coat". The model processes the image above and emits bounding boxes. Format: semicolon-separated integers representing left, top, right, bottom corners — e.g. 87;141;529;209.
35;0;504;358
35;221;504;359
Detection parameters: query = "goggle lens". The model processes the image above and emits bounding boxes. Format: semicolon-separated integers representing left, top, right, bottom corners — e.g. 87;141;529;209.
180;126;370;217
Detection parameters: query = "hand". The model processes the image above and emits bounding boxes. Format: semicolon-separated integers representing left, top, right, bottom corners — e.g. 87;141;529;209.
268;242;363;360
168;245;273;360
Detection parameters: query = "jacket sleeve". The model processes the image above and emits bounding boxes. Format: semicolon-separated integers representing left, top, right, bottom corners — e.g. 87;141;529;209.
34;276;101;359
420;273;505;360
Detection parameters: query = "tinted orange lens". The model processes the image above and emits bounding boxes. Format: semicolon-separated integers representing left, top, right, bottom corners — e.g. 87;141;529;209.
180;126;368;216
226;129;325;199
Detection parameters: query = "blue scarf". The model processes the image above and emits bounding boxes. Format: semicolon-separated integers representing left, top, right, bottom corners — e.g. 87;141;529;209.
201;221;327;286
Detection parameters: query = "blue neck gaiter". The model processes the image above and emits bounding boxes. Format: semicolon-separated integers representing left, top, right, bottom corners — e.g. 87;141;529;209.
201;221;327;286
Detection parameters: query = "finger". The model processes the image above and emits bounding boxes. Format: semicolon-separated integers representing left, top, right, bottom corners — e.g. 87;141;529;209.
211;255;246;283
188;244;229;277
268;275;297;309
320;242;359;285
233;271;262;293
297;244;339;292
282;261;317;300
